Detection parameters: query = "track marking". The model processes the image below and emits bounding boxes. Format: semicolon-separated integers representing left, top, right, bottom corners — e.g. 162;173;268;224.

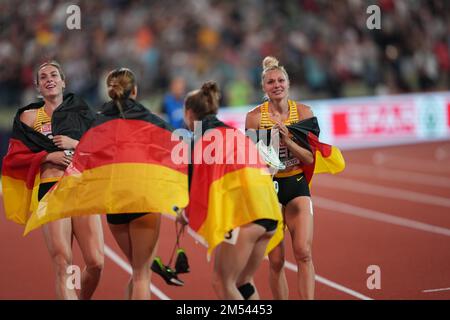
283;260;373;300
435;145;450;161
373;152;450;173
317;176;450;208
345;163;450;188
104;245;170;300
168;209;374;300
0;183;170;300
315;196;450;237
1;180;440;300
422;287;450;293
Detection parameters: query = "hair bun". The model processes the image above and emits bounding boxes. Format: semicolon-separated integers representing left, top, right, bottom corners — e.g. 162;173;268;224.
201;81;219;95
262;56;279;69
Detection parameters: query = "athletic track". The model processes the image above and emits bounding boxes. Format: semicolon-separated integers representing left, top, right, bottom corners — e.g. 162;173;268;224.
1;141;449;300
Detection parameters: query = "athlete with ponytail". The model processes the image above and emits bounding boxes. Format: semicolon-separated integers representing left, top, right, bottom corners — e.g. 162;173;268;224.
182;81;282;300
101;68;161;299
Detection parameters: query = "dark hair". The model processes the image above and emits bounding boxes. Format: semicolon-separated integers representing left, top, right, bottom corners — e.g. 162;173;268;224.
35;61;65;85
106;67;136;117
184;81;220;120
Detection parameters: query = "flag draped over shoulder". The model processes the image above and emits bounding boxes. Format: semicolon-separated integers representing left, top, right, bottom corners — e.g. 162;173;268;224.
24;99;189;234
287;117;345;184
186;115;283;256
1;93;94;225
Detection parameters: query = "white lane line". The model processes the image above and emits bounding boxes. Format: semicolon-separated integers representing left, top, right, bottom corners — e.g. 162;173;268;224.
422;287;450;293
0;186;385;300
435;145;450;161
104;245;171;300
373;152;450;173
314;196;450;237
0;184;171;300
283;260;373;300
169;209;374;300
167;214;372;300
345;163;450;188
317;176;450;208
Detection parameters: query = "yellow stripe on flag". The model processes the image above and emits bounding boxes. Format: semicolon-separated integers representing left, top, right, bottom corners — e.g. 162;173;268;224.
196;167;283;256
314;146;346;175
2;175;40;225
24;163;188;234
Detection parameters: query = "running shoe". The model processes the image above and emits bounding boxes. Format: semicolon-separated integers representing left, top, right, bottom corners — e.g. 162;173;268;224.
256;140;286;170
151;257;184;286
175;249;190;274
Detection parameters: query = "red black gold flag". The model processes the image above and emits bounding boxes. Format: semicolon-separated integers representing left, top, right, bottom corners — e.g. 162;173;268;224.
24;99;189;234
286;117;345;184
186;115;283;256
1;93;94;225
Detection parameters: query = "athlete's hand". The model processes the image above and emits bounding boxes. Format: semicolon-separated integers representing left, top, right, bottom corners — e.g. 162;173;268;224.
44;151;73;167
176;209;189;226
273;121;291;143
53;135;78;150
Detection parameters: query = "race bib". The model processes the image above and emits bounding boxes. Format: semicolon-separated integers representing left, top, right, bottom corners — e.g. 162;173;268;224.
223;227;240;245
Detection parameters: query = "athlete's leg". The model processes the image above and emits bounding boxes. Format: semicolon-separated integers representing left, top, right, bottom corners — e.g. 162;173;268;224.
267;239;289;299
212;223;266;299
128;213;161;300
72;215;104;300
285;196;315;300
108;220;133;299
42;218;78;299
236;226;275;300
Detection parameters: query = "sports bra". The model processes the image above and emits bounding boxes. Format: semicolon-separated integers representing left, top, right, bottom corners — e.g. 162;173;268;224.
259;99;299;129
258;100;302;178
33;106;53;138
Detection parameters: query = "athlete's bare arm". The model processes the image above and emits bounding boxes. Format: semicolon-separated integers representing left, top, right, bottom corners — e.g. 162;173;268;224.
297;103;314;121
245;106;261;130
19;110;71;169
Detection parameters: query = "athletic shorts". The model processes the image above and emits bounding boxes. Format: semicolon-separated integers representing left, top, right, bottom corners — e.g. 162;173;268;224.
106;213;148;225
273;172;310;206
38;181;57;201
253;219;278;232
38;180;148;225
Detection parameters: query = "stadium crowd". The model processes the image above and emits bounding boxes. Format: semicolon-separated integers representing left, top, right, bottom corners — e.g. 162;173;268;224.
0;0;448;110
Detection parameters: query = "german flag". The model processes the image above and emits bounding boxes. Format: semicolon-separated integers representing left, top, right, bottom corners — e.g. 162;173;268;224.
186;115;283;256
1;93;94;225
287;117;345;184
24;99;189;234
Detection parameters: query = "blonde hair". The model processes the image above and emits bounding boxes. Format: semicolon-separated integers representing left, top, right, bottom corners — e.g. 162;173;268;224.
106;67;136;118
261;56;289;86
35;61;65;85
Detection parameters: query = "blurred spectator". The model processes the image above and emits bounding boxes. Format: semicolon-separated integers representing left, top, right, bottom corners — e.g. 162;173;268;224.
0;0;448;111
226;71;254;107
161;76;186;129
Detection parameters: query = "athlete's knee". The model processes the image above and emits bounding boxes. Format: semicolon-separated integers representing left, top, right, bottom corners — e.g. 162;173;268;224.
51;253;72;276
84;251;104;274
131;261;152;281
86;258;104;275
212;270;224;294
269;255;285;273
293;243;312;264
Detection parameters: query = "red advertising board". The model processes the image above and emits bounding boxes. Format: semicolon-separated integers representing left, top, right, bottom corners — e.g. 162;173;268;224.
332;101;416;140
